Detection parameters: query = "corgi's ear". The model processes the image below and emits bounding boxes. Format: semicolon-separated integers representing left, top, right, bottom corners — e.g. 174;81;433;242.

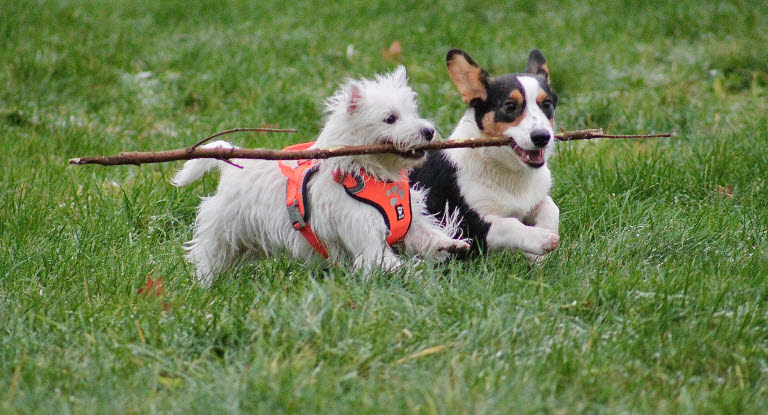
347;82;363;115
446;49;489;106
525;49;550;85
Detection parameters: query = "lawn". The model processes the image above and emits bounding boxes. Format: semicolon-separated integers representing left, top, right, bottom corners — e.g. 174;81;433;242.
2;0;767;413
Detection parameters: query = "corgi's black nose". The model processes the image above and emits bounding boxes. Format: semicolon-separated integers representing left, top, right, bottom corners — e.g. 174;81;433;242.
530;130;551;148
421;127;435;141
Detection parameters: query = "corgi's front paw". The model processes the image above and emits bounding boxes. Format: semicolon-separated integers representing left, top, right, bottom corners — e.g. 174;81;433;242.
523;228;559;256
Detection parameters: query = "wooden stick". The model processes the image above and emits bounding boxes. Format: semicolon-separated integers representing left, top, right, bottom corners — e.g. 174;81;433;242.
69;129;671;167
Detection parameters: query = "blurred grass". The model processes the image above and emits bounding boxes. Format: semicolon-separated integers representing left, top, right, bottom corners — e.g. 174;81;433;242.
2;0;767;413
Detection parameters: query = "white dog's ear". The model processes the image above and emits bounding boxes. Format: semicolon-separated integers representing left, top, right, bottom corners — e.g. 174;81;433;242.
392;65;407;85
446;49;489;106
347;82;363;115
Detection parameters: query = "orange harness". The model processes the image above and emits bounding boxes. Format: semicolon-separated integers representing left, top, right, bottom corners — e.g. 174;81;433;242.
277;142;412;258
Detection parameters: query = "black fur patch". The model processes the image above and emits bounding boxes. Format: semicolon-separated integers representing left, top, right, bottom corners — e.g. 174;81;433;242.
533;75;558;110
473;75;525;129
409;151;491;256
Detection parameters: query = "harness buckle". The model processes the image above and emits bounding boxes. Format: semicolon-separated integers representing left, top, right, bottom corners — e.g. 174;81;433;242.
346;173;365;194
287;201;305;229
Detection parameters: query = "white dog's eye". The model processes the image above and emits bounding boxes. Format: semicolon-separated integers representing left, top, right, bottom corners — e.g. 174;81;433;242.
384;114;398;124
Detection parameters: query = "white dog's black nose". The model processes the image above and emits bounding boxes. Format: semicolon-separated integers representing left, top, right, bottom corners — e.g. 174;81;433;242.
421;127;435;141
530;130;551;148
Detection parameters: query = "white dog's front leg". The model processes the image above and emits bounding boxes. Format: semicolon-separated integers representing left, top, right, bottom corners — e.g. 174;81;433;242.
352;244;403;273
338;226;403;273
401;188;469;260
402;214;469;260
485;214;559;256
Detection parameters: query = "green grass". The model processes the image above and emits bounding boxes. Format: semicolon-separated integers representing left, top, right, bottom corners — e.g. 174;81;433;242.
2;0;768;413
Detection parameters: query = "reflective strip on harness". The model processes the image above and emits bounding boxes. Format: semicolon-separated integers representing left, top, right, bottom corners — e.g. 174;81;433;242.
279;141;413;258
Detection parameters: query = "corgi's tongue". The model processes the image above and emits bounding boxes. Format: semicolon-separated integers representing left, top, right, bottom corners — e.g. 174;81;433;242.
511;142;545;168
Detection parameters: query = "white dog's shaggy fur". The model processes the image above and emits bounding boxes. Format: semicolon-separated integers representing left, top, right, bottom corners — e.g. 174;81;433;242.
173;67;468;286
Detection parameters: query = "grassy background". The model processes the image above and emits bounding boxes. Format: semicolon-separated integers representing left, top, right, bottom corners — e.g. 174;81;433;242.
2;0;767;413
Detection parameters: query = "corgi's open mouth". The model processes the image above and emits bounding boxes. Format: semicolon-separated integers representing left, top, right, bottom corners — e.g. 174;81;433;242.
510;139;545;168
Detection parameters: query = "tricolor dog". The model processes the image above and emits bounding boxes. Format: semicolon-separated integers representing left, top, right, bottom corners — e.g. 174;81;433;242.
410;49;560;260
173;67;468;287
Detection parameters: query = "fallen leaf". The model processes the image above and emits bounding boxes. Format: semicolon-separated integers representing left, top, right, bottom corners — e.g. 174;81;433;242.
716;184;734;197
382;41;402;61
138;277;164;297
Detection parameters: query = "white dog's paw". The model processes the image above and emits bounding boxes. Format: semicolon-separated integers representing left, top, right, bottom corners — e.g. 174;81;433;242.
437;238;471;254
193;270;215;288
522;228;560;256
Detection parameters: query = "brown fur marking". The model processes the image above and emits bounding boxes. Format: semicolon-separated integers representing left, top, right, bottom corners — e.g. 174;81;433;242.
540;63;550;82
510;89;524;105
481;110;525;137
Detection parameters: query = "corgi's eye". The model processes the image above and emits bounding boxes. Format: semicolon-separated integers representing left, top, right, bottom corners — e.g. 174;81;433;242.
503;101;517;112
541;99;553;110
384;114;398;124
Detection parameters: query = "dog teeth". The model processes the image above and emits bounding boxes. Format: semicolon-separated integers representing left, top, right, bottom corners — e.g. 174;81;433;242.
513;146;545;166
526;149;544;164
510;139;545;166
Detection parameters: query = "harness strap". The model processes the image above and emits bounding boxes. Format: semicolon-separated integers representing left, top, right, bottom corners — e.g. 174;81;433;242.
278;143;329;259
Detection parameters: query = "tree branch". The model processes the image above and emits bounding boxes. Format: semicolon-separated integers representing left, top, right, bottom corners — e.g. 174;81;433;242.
69;128;671;167
190;127;298;149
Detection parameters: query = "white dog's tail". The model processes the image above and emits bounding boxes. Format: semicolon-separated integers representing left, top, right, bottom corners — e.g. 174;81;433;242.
171;140;236;186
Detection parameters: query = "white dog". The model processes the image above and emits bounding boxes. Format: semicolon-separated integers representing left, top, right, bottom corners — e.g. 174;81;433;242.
173;67;468;286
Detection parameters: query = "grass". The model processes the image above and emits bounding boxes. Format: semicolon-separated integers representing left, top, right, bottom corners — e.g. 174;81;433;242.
2;0;768;413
